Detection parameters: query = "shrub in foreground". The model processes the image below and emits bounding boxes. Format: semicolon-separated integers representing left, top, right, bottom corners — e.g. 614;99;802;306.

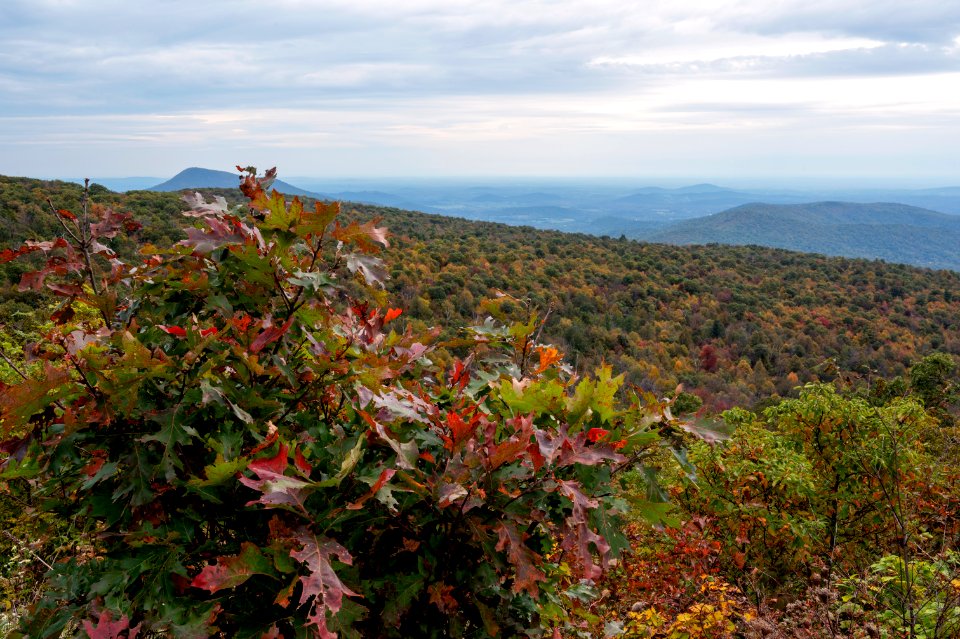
0;170;675;638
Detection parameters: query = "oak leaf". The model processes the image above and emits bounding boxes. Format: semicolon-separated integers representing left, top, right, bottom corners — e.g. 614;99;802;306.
82;611;141;639
191;542;278;593
290;530;359;639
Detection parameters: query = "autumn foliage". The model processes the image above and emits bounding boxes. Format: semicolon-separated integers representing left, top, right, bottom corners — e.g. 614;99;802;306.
0;169;679;637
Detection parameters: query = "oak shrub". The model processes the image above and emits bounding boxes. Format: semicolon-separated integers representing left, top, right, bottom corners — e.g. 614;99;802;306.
0;170;676;638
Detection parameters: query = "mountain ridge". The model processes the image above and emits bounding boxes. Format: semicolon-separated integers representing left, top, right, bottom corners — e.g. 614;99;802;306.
640;201;960;271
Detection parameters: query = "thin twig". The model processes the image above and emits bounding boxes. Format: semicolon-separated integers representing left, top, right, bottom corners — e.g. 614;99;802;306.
532;305;553;344
45;196;81;244
71;179;105;303
1;530;53;571
0;345;29;381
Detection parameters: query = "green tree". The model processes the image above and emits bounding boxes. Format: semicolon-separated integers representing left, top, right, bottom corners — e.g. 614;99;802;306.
909;352;957;424
686;383;942;601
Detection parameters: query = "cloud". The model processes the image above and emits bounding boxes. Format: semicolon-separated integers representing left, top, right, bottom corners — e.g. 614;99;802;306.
0;0;957;178
723;0;960;45
590;42;960;80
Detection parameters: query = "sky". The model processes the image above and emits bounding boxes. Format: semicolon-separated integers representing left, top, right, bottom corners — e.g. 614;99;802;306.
1;0;958;184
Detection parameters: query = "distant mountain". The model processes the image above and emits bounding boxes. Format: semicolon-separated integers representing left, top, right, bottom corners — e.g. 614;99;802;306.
826;189;960;215
672;183;731;194
600;185;797;220
640;201;960;271
174;177;960;229
149;167;318;197
326;191;423;210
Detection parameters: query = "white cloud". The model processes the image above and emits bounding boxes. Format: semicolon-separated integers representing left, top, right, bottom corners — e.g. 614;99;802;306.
588;34;885;68
0;0;957;178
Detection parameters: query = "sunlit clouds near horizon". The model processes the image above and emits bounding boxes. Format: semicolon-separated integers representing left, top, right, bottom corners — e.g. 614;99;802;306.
1;0;958;184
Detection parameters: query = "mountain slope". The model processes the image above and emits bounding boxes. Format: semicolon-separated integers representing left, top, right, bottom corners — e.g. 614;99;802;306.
641;202;960;271
148;167;318;197
4;175;960;412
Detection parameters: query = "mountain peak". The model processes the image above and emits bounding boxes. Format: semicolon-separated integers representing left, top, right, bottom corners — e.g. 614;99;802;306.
148;167;317;197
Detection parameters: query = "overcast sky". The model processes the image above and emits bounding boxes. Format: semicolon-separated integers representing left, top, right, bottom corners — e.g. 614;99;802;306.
1;0;958;184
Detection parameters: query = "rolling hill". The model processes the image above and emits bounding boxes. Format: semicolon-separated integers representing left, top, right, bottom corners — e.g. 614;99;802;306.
639;201;960;271
148;167;318;197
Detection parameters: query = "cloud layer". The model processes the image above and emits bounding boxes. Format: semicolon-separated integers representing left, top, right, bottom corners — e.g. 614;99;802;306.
1;0;957;180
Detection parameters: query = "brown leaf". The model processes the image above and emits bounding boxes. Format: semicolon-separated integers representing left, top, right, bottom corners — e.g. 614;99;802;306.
557;480;609;580
427;582;458;613
486;415;535;469
249;317;294;354
0;362;74;424
495;522;546;597
332;219;389;252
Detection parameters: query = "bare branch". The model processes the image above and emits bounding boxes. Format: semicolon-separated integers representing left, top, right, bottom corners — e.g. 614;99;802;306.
0;344;29;381
1;530;53;571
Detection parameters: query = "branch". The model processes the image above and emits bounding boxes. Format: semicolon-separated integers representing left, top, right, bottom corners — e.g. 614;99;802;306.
1;530;53;571
0;344;29;381
45;196;81;245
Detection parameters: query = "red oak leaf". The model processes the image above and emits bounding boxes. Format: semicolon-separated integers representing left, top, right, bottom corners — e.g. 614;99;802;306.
448;358;471;391
557;480;610;580
556;427;626;467
346;468;396;510
82;450;108;478
290;530;359;639
82;611;141;639
533;346;562;375
249;317;294;354
238;443;313;513
427;582;458;613
191;542;277;593
261;625;283;639
445;410;480;451
1;238;70;264
233;314;252;332
294;446;312;475
486;414;535;469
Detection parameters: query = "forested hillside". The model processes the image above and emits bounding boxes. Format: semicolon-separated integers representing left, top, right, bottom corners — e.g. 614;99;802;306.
4;176;960;413
372;206;960;411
